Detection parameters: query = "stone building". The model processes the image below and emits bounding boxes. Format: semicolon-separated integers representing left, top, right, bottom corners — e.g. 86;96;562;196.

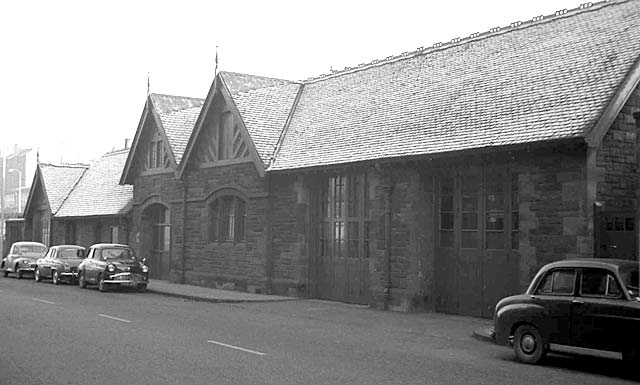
23;149;132;249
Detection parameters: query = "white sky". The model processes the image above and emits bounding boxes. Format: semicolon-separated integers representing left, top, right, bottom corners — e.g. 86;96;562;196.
1;0;584;164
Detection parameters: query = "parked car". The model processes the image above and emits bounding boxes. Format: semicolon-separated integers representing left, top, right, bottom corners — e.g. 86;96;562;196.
34;245;86;284
77;243;149;292
1;241;48;279
493;258;640;365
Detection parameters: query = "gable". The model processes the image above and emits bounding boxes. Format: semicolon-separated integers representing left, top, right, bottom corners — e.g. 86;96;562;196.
193;93;251;166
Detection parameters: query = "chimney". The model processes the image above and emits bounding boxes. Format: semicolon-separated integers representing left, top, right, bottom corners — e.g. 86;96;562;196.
124;138;130;150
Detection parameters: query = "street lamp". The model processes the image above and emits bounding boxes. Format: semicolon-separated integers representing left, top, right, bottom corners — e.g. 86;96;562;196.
7;168;22;215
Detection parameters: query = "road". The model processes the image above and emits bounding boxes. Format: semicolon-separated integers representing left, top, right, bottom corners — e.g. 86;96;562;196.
0;277;637;385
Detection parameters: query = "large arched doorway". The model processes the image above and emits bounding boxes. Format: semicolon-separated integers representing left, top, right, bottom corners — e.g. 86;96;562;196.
141;203;171;280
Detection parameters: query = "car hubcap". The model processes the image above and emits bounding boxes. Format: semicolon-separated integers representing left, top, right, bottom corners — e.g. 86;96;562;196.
521;334;536;354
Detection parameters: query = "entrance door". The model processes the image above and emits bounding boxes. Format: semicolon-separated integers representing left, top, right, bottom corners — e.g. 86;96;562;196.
141;203;171;280
317;175;370;304
597;212;636;259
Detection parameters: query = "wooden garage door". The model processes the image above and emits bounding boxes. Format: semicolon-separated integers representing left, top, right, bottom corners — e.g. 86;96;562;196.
435;167;519;318
317;175;371;304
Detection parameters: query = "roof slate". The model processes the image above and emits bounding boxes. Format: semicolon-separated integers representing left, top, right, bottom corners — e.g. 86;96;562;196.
267;0;640;171
220;72;301;166
56;150;133;217
39;164;87;214
150;94;204;164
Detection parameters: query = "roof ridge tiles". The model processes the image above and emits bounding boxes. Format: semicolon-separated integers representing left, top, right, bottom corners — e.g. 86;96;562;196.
149;92;204;101
303;0;620;83
39;162;89;168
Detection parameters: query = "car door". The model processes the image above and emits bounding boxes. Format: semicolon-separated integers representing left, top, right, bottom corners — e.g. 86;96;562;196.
39;249;52;278
571;268;632;352
531;268;577;345
82;248;95;283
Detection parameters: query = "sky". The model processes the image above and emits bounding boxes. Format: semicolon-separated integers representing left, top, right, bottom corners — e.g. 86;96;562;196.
1;0;585;164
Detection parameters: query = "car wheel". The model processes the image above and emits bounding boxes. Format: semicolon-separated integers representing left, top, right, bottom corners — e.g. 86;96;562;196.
78;271;87;288
136;284;147;292
513;324;546;364
2;269;7;278
98;274;107;292
52;270;59;285
15;265;22;279
34;267;41;282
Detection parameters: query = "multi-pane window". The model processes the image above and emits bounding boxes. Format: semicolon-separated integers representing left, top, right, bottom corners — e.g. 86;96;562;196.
485;172;505;250
461;173;480;249
209;196;247;242
318;174;370;259
146;132;168;170
437;170;519;250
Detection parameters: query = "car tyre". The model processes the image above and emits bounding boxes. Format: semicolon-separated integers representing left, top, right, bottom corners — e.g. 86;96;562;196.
52;270;60;285
98;274;107;292
513;324;546;364
34;267;41;282
16;266;22;279
136;283;147;292
2;270;7;278
78;271;87;288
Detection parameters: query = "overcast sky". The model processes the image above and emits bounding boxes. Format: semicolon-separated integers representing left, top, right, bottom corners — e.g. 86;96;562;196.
1;0;584;164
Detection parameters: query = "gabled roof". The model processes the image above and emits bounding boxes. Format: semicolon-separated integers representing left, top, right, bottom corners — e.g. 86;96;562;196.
57;150;133;218
150;94;204;165
24;163;87;216
120;93;204;184
220;72;302;167
267;0;640;171
177;72;301;178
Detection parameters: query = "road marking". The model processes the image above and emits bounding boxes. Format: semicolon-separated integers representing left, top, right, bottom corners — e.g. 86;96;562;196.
32;298;56;305
207;340;266;356
98;314;131;323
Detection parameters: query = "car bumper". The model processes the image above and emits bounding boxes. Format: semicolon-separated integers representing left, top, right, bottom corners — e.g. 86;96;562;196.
104;273;148;286
16;266;36;273
59;271;78;279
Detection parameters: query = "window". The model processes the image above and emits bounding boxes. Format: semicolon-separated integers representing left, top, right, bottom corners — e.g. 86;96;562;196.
318;174;370;260
461;172;480;248
41;216;50;246
110;226;119;244
537;269;576;295
437;170;518;250
580;269;622;298
209;195;247;242
145;131;168;170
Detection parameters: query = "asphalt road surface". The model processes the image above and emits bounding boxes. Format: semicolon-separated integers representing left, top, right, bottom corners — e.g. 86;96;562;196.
0;277;638;385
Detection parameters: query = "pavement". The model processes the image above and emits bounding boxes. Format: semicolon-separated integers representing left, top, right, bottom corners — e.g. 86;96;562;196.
146;279;496;343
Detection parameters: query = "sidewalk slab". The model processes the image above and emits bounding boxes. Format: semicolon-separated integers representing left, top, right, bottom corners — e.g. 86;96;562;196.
147;280;297;303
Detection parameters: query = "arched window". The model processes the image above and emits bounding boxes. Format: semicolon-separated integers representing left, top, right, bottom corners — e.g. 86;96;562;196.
209;195;247;242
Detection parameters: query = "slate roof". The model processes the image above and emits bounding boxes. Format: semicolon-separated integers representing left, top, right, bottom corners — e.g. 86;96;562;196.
150;94;204;164
220;72;301;166
56;150;133;217
38;164;87;214
266;0;640;171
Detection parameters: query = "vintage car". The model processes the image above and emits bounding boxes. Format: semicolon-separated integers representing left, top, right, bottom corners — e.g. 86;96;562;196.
1;241;48;279
34;245;86;284
77;243;149;292
493;258;640;365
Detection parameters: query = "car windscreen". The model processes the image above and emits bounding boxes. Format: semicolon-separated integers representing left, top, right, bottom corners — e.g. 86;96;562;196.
101;248;136;261
16;245;47;255
619;266;639;298
58;249;85;259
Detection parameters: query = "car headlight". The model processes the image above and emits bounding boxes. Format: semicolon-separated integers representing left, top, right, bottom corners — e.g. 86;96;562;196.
22;260;30;265
107;264;116;272
142;265;149;273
